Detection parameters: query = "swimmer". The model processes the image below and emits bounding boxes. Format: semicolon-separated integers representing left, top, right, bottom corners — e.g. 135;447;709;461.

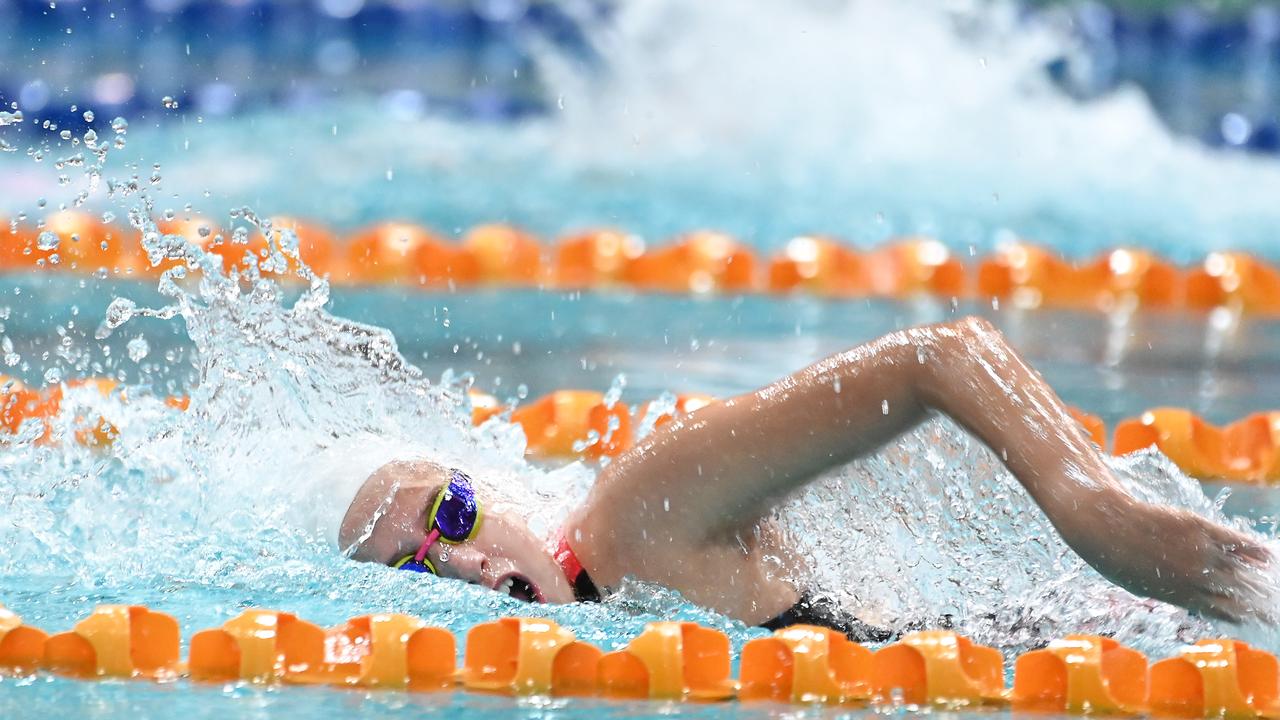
333;317;1270;637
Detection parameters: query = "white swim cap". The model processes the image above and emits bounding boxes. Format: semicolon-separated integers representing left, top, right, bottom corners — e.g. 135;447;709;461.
296;433;419;549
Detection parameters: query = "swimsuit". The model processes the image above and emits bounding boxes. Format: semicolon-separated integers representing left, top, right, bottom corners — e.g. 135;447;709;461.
554;536;896;642
553;535;603;603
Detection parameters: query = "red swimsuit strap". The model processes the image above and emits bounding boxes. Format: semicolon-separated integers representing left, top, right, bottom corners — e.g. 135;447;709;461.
554;535;586;585
553;532;601;602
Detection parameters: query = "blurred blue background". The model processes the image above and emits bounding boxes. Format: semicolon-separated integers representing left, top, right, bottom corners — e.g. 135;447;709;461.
2;0;1279;153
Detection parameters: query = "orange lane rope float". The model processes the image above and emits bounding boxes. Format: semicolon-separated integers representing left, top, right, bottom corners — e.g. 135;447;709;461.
462;617;599;696
1113;409;1280;484
1011;634;1148;714
5;602;1280;715
1148;639;1280;717
0;604;48;675
738;624;872;703
597;621;736;701
41;605;181;680
13;213;1280;315
4;374;1280;485
870;630;1007;707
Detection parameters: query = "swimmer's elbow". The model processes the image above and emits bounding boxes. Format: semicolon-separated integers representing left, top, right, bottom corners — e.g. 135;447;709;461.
947;315;1000;344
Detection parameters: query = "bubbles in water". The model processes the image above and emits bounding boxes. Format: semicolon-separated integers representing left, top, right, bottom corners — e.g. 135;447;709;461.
110;117;128;135
162;96;179;110
82;110;94;123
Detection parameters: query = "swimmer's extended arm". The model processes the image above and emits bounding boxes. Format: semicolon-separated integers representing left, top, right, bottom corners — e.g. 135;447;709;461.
576;316;1269;622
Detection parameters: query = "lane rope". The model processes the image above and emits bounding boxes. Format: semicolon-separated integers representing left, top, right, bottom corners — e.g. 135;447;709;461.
0;603;1272;714
5;212;1280;315
3;377;1278;483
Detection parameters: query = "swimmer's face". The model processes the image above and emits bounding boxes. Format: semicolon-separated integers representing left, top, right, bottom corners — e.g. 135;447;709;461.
339;461;575;605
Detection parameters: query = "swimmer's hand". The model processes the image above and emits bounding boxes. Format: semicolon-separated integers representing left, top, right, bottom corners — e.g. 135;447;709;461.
1077;499;1272;623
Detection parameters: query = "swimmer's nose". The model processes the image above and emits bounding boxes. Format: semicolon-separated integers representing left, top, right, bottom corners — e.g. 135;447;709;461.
438;544;488;581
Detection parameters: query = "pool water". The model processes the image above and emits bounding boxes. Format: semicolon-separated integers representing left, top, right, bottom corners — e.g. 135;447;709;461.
6;1;1280;718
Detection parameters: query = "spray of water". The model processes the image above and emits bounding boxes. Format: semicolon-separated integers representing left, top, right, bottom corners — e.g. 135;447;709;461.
3;1;1277;258
538;0;1280;258
780;417;1280;657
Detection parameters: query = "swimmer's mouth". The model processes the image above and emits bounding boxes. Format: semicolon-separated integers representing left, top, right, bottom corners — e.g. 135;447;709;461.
495;573;543;603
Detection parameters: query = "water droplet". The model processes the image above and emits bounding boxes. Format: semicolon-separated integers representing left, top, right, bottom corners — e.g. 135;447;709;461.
82;110;94;123
110;117;128;134
98;297;136;337
127;335;150;362
882;399;890;415
603;374;626;407
36;231;60;251
2;336;18;367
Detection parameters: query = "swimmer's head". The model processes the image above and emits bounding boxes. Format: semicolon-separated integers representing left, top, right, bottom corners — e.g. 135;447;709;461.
339;459;576;604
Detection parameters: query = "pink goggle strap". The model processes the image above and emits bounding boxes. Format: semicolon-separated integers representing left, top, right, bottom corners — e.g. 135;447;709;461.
413;528;442;564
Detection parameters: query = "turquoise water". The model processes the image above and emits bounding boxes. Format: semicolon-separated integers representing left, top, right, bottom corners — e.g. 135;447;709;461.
0;681;905;719
6;5;1280;259
6;2;1280;718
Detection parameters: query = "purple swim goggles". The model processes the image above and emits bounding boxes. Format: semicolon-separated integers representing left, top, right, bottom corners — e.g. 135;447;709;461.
391;469;482;575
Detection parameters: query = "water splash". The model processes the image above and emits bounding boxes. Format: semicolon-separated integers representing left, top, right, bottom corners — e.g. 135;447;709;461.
534;0;1280;259
779;416;1280;657
2;1;1276;259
